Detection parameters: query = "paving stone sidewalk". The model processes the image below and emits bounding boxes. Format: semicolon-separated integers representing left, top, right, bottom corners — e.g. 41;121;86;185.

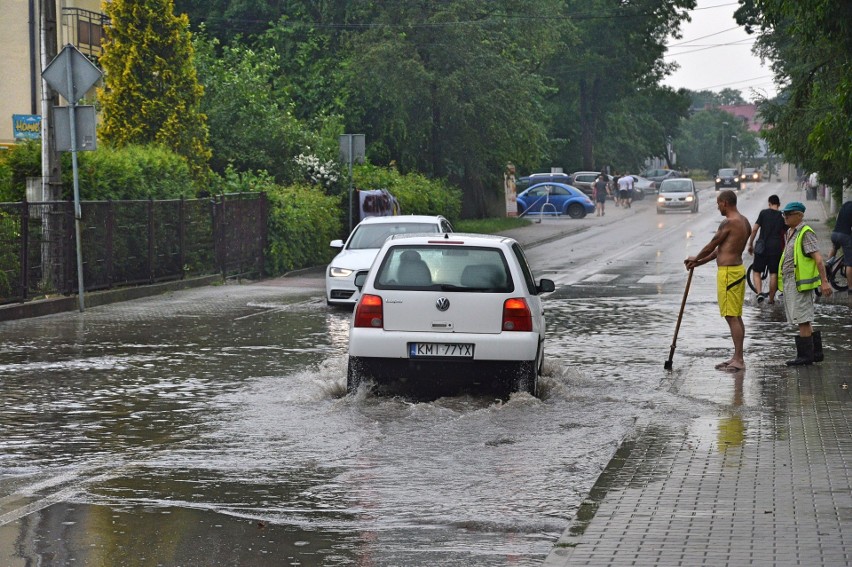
545;191;852;566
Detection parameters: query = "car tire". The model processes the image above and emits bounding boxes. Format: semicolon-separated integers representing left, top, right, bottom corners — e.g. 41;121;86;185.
567;203;586;219
656;208;664;214
514;360;538;396
347;357;363;393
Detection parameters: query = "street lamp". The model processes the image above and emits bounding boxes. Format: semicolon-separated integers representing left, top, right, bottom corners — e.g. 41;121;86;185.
730;135;738;163
721;122;729;163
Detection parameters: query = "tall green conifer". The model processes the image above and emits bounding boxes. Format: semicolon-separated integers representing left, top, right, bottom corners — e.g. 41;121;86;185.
98;0;210;180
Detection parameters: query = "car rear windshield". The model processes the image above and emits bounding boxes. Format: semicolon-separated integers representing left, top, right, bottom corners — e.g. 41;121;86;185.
718;169;738;177
660;180;693;192
374;245;514;292
348;222;440;249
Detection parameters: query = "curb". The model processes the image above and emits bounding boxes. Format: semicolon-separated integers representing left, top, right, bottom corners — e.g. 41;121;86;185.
0;274;222;322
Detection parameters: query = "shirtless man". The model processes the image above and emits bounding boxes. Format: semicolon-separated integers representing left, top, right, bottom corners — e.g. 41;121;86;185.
685;190;751;371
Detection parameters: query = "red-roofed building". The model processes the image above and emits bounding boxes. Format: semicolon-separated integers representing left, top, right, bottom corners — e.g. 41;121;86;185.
719;104;763;133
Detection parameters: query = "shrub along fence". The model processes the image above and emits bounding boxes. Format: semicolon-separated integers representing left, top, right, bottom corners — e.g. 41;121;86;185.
0;193;267;305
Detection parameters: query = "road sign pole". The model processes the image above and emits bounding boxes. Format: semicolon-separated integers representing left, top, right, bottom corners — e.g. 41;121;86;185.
43;44;102;312
65;54;85;312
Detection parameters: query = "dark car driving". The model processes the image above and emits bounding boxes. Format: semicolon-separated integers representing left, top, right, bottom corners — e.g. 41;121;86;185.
715;168;741;190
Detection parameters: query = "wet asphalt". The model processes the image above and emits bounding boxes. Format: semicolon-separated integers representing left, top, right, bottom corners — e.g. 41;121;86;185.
529;188;852;566
2;183;851;566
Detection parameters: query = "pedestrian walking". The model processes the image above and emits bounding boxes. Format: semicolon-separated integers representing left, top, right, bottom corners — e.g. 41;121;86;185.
829;200;851;291
685;190;751;372
779;202;833;365
593;174;610;217
747;194;785;303
806;172;819;200
617;174;633;208
611;173;621;207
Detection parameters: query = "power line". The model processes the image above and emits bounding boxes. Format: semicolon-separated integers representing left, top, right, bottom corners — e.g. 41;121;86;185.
668;26;742;47
696;74;774;90
665;38;755;58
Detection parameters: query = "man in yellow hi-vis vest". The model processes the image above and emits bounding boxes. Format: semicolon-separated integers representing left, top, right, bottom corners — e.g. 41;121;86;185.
778;201;833;365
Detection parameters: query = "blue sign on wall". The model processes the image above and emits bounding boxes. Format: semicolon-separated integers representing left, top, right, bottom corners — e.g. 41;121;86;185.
13;114;42;140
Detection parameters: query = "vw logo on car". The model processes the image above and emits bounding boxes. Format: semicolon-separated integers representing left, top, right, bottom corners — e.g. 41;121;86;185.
435;297;450;311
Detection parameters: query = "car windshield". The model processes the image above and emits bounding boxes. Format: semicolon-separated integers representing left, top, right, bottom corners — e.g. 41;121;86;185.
719;169;738;177
374;245;513;292
348;222;440;250
660;180;693;193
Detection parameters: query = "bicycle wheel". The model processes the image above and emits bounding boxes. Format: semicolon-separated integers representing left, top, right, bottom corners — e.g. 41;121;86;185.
746;263;769;295
828;258;848;291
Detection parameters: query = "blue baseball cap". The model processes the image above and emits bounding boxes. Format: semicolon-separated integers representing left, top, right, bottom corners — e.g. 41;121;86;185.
782;201;806;214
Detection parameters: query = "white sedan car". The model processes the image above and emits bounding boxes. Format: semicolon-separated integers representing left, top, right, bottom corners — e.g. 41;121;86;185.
326;215;454;306
347;233;555;396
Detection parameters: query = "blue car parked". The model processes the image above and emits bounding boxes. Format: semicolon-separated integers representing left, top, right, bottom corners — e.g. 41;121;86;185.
516;182;595;219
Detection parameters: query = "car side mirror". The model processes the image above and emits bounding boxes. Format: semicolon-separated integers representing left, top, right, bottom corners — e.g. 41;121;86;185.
537;278;555;293
354;272;368;290
330;239;344;249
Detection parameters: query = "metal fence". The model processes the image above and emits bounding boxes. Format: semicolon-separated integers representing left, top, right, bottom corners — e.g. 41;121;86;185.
0;193;267;305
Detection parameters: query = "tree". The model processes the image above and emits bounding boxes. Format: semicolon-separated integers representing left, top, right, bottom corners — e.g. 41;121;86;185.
674;109;753;173
174;0;285;44
541;0;696;171
193;34;337;184
735;0;852;194
717;88;747;106
98;0;211;182
339;0;557;216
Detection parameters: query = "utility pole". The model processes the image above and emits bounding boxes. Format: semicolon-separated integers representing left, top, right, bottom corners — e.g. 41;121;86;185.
40;0;64;297
40;0;61;199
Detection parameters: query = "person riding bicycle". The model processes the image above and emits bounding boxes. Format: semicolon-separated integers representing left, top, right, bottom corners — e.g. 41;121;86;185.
829;200;851;293
747;194;785;304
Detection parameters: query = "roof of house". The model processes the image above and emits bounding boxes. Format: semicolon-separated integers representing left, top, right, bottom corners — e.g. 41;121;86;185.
719;104;763;133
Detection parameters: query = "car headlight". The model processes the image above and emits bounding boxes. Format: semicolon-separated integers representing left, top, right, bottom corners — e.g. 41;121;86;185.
657;196;665;203
715;178;721;183
685;195;694;202
734;177;739;182
329;267;354;278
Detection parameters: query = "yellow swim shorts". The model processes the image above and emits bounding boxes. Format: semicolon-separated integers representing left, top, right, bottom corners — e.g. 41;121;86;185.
717;264;746;317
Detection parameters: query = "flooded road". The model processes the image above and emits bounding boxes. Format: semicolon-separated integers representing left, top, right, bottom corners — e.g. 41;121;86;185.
1;181;843;565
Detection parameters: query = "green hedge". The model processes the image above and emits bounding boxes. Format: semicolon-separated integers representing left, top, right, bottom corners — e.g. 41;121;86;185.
354;163;462;223
0;141;41;201
0;142;198;201
77;145;196;200
265;183;342;275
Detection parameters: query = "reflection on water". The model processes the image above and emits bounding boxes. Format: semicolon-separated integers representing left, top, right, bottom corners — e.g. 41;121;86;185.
717;371;746;459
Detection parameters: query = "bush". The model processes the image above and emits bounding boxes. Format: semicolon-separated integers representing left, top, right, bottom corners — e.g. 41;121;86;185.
77;145;197;200
354;163;462;223
0;142;199;202
265;183;342;275
0;141;43;201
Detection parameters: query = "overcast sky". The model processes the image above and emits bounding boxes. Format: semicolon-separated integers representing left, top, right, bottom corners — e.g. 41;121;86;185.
662;0;777;101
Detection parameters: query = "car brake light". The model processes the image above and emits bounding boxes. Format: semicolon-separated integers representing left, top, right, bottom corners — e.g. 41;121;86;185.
354;294;384;328
502;298;532;332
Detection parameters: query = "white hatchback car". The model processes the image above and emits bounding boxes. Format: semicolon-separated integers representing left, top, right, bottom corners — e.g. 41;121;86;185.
347;233;555;395
656;178;699;214
326;215;454;306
